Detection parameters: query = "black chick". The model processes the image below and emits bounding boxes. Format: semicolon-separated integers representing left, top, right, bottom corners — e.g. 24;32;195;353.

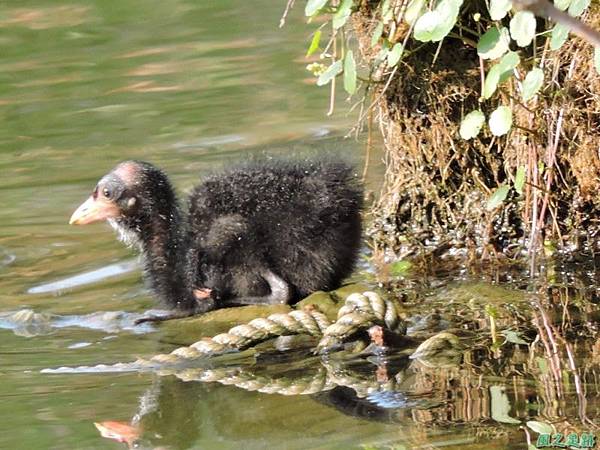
70;159;363;322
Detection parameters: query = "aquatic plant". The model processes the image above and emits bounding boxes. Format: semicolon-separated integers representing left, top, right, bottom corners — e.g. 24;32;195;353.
288;0;600;263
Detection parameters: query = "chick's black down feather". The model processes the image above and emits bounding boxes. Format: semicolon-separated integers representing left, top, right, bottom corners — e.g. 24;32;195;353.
187;160;363;303
71;158;363;315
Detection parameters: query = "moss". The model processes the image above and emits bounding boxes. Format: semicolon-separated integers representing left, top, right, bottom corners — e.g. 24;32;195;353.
296;283;374;320
159;304;292;345
160;284;373;344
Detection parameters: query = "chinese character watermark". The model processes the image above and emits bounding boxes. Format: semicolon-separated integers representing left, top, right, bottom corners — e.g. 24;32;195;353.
536;432;596;448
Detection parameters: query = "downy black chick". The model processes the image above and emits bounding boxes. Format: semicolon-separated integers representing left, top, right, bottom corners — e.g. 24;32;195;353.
69;159;363;323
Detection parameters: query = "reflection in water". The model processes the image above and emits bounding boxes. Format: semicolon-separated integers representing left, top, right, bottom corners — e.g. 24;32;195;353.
82;318;600;450
41;264;600;449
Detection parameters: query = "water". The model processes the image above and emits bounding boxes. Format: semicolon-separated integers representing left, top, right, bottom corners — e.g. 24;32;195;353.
1;1;599;449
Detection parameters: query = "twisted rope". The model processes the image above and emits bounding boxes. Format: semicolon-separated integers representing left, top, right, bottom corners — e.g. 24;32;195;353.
148;309;332;366
316;291;404;352
42;291;404;373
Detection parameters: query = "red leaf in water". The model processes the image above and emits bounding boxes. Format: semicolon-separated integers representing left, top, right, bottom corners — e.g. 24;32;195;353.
94;421;140;445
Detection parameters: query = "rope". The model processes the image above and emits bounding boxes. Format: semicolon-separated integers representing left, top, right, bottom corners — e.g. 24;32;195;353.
147;309;332;366
40;293;468;404
42;291;405;373
316;291;405;352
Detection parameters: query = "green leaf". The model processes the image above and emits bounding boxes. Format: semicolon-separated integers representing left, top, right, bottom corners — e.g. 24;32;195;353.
568;0;590;16
389;260;412;276
306;30;322;57
526;421;554;435
460;110;485;140
316;60;343;86
514;166;526;194
486;184;510;210
343;50;357;94
485;304;498;318
499;52;521;69
554;0;572;11
483;51;520;99
305;0;329;16
550;23;569;50
381;0;394;22
405;0;426;25
502;330;528;345
483;66;502;99
371;22;384;47
381;0;391;16
497;51;520;79
414;11;440;42
381;0;390;16
374;46;390;65
595;47;600;75
413;0;463;43
488;105;512;136
387;43;404;67
510;11;536;47
489;0;512;20
478;27;510;59
333;0;353;29
522;67;544;101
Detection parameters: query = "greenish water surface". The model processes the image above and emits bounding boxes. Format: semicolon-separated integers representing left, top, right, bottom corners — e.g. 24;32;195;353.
1;2;599;450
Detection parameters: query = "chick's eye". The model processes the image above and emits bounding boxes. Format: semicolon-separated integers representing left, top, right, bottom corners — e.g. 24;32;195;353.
102;188;112;198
